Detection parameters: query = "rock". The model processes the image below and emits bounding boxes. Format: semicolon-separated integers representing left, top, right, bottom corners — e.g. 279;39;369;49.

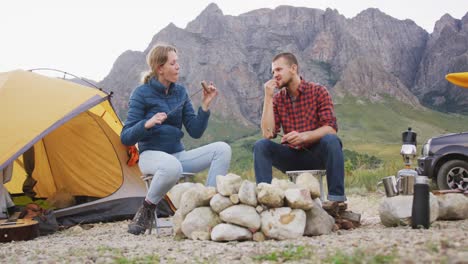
378;193;439;227
191;231;211;241
69;225;83;233
257;183;284;208
314;197;323;208
295;172;321;199
256;205;265;214
216;173;243;196
252;232;266;242
181;207;221;239
284;188;314;210
238;180;257;207
172;210;185;238
168;182;196;209
260;207;306;240
304;205;335;236
211;223;252;242
271;178;298;191
230;194;240;204
219;204;261;231
178;185;213;217
205;187;217;201
210;193;233;213
437;193;468;220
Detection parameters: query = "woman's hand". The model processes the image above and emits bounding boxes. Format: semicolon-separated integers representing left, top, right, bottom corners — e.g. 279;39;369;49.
144;112;167;129
201;81;218;111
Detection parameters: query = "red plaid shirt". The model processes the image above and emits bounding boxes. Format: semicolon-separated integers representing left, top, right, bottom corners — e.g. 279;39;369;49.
273;79;338;145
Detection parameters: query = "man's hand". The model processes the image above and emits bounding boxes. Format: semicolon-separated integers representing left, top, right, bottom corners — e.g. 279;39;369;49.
145;112;167;129
283;131;307;146
264;79;278;98
261;80;278;139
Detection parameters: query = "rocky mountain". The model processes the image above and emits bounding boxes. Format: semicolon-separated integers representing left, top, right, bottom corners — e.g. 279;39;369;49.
99;3;468;125
413;14;468;112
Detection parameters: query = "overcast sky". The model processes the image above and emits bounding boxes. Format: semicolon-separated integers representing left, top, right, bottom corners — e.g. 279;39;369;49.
1;0;466;81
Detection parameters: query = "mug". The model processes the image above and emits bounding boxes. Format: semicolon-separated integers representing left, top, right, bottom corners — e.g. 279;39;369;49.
399;174;415;195
377;176;399;197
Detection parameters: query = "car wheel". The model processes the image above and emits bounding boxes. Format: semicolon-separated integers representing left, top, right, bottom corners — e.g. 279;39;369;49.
437;159;468;191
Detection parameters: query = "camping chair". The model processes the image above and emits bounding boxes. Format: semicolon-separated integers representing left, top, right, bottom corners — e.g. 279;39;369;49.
141;172;195;235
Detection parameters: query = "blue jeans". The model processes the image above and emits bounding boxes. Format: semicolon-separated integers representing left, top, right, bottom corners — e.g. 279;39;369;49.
139;142;231;204
253;134;346;202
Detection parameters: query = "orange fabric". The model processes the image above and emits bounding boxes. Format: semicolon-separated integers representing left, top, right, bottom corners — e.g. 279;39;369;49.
163;194;177;213
126;146;139;167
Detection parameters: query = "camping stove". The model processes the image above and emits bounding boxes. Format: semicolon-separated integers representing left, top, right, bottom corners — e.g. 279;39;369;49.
396;128;419;194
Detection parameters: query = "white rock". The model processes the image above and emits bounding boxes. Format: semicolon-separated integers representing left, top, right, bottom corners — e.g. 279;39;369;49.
167;182;196;209
191;231;211;241
256;205;265;214
211;223;252;242
238;180;257;207
437;193;468;220
257;183;284;208
219;204;261;231
252;232;266;242
172;210;185;238
271;178;298;191
210;193;233;213
178;185;213;217
378;193;439;227
295;172;321;199
230;194;240;204
181;207;221;240
260;207;306;240
284;188;314;210
216;173;243;196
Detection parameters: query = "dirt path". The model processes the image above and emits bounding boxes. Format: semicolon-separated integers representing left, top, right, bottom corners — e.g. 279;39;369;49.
1;193;467;263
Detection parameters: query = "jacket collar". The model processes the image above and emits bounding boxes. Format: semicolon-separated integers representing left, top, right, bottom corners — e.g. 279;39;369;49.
149;77;175;94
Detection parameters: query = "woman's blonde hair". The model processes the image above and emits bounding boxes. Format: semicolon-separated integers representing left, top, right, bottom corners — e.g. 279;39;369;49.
141;44;177;84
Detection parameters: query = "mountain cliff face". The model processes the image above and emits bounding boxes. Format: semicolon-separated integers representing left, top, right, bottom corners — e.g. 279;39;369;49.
99;4;468;124
413;13;468;112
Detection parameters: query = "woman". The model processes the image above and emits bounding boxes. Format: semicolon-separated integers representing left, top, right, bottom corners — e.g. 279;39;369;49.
121;44;231;235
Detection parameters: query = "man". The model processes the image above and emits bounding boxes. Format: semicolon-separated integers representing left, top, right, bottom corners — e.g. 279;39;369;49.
254;52;346;202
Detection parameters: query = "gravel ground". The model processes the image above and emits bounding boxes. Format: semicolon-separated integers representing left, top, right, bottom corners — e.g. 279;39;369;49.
1;193;467;264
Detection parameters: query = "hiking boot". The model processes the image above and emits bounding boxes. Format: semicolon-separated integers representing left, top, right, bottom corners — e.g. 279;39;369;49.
322;201;347;217
128;202;155;235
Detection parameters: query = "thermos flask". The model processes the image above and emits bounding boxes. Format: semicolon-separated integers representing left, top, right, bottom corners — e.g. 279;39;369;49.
411;176;430;229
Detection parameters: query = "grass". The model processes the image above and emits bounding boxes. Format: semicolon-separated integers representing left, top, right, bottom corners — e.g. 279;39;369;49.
324;249;397;264
335;95;468;146
253;246;398;263
253;245;312;262
115;255;160;264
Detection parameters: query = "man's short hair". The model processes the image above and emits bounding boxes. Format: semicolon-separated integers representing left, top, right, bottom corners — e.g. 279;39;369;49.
272;52;299;73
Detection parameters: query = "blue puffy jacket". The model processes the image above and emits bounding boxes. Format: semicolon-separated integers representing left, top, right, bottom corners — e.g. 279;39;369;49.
121;77;210;154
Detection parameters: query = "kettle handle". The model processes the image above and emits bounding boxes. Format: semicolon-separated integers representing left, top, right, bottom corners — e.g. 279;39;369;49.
376;181;385;195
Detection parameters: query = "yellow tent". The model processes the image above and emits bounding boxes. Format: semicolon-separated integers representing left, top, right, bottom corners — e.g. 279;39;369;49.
0;70;145;225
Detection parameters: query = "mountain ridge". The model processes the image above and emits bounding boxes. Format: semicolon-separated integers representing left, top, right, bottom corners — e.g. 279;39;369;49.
99;4;468;125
